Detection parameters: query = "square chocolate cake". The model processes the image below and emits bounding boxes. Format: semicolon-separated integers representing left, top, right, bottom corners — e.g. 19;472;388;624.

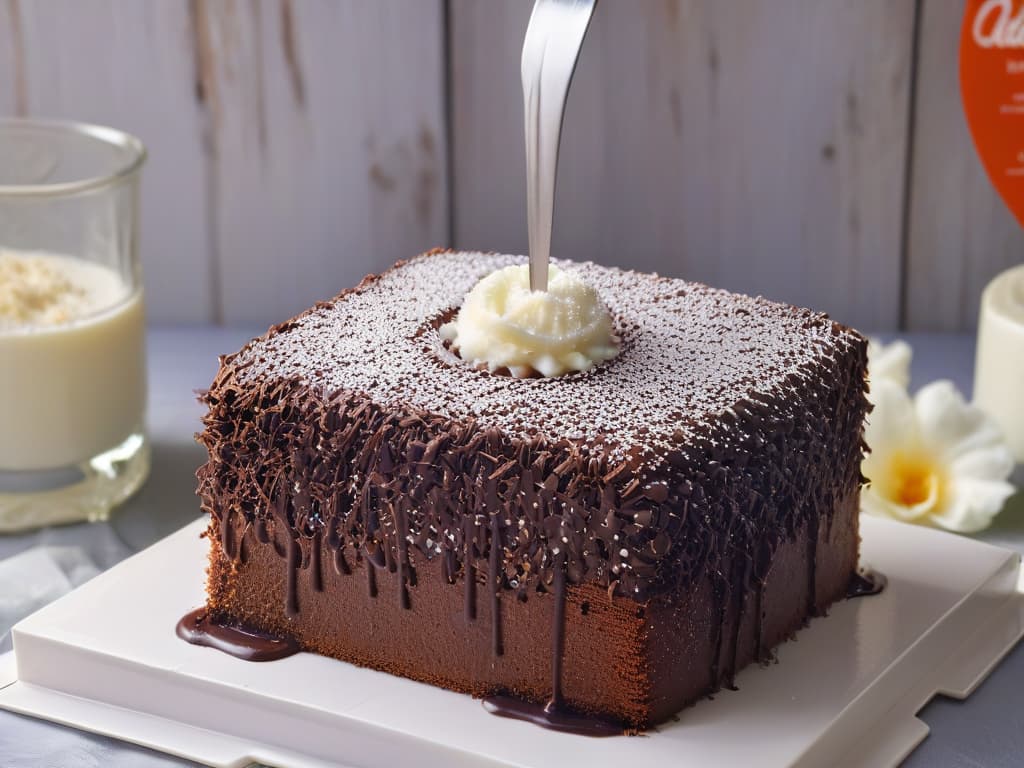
189;249;869;732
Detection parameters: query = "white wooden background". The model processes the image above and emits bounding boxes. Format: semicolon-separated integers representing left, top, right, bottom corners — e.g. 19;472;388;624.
1;0;1021;331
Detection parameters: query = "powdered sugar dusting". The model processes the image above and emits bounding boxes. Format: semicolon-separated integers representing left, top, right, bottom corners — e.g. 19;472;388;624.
230;251;857;463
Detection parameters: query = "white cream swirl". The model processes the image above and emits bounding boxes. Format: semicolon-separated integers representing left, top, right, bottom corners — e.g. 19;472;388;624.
440;263;618;377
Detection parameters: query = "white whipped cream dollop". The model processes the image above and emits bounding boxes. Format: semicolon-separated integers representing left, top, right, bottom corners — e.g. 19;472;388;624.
440;263;618;378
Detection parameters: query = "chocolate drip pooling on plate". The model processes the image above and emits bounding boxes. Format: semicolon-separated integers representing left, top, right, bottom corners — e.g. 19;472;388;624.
188;251;877;732
482;551;624;736
847;569;887;599
176;608;299;662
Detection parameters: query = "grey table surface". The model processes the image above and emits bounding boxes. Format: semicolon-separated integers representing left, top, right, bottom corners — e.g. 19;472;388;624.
0;329;1022;768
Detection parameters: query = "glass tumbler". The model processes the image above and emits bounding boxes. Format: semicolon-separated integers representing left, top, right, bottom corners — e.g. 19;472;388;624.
0;119;149;532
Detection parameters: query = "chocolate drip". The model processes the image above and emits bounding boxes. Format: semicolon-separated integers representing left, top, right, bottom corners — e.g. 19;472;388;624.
271;532;287;559
334;546;351;576
220;509;235;559
326;519;341;550
396;503;411;610
177;608;299;662
464;518;477;621
238;525;250;564
270;487;289;559
709;574;728;689
443;548;456;585
384;531;397;573
366;557;378;598
482;553;624;736
548;553;568;710
286;537;300;618
365;542;386;569
846;569;886;599
806;513;820;617
310;532;324;592
255;518;270;544
725;557;751;690
489;514;503;656
752;576;765;663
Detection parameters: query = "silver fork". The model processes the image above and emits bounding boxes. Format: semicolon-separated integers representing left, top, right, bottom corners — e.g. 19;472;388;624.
521;0;598;292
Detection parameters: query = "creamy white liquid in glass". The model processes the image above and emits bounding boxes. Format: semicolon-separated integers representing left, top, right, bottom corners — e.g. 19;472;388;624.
0;249;146;471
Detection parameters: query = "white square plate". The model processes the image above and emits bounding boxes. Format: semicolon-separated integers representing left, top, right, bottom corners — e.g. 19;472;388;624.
0;515;1021;768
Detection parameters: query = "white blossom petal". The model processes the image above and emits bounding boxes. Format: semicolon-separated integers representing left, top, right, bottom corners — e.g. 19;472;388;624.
862;381;919;474
927;478;1017;533
914;381;1004;460
867;338;912;390
949;445;1016;481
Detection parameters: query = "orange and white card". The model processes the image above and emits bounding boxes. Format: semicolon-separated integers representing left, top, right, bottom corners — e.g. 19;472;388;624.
961;0;1024;227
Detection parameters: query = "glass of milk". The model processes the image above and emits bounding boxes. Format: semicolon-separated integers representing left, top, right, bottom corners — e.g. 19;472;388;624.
0;119;148;531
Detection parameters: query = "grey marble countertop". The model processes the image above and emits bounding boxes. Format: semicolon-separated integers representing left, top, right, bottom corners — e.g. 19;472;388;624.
0;329;1021;768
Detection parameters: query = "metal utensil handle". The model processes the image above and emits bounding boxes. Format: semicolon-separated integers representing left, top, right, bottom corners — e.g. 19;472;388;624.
521;0;597;292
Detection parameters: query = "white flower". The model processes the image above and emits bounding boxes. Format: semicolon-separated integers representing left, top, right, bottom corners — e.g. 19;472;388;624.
862;380;1016;533
867;338;912;390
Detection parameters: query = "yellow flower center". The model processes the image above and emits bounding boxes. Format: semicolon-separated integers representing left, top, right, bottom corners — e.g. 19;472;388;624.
877;451;944;514
894;461;936;506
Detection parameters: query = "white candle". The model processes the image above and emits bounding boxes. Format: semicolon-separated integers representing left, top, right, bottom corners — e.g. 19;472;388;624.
974;264;1024;463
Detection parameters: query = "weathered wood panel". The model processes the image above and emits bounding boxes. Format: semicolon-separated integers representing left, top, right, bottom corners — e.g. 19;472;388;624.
905;0;1024;331
195;0;448;324
4;1;1016;332
0;1;213;324
0;0;448;325
449;0;916;332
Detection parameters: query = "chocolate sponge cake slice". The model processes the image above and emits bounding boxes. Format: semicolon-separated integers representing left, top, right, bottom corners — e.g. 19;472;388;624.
192;249;869;731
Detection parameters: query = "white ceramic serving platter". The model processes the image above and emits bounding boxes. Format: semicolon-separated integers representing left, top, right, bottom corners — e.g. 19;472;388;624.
0;515;1021;768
